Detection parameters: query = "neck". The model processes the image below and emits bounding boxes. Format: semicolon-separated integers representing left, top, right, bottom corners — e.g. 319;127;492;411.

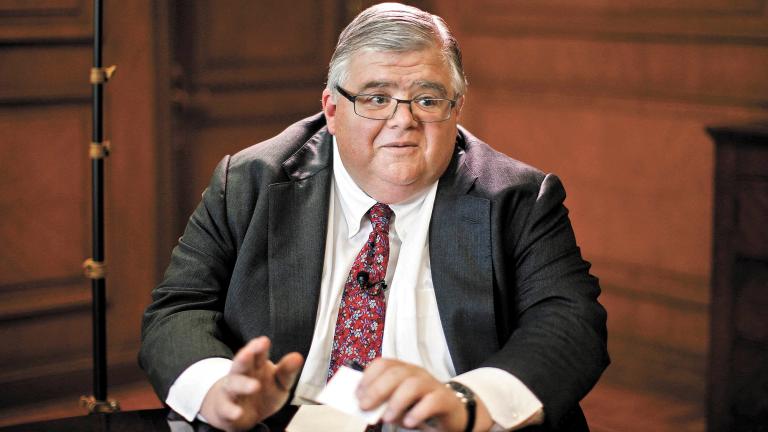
362;182;429;205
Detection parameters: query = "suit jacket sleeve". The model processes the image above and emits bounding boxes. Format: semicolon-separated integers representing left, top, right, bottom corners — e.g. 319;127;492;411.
140;155;237;401
482;173;609;429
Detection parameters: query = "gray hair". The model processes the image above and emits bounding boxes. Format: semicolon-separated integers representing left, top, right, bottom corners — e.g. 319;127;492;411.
327;2;467;98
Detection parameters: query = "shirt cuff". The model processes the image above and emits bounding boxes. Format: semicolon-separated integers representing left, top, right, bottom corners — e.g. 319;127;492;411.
452;367;544;431
165;357;233;422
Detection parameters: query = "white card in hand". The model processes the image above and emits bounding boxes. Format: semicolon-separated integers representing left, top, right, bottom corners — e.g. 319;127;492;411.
286;405;368;432
316;365;387;425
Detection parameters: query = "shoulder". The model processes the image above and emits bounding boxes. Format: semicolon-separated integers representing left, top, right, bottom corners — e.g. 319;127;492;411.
227;112;328;177
202;112;329;210
207;112;330;198
457;126;549;199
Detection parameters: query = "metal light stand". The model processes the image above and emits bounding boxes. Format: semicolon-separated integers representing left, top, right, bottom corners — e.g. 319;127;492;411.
79;0;119;414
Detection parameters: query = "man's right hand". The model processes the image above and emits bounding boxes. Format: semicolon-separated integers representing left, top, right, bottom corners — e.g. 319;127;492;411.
199;336;304;432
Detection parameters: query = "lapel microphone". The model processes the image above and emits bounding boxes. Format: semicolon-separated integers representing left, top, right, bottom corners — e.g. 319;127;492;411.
356;271;387;295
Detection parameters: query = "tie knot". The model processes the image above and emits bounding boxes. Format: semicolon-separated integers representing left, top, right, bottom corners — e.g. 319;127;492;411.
368;203;393;232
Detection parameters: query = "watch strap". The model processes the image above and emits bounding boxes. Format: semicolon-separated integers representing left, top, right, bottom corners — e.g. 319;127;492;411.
446;381;476;432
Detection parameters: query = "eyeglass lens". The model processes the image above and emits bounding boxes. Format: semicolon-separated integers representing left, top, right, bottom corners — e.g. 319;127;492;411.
354;95;452;122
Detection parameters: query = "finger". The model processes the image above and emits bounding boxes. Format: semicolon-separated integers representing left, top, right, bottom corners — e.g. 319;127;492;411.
231;336;270;375
402;389;457;430
274;352;304;391
358;362;415;410
217;396;245;424
222;374;260;399
358;358;397;388
381;375;432;424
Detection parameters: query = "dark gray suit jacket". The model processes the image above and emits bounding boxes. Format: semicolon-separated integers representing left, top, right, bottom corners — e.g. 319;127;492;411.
140;113;609;431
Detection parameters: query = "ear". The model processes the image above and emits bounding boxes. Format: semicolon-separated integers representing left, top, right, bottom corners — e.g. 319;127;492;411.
321;88;337;135
454;95;466;120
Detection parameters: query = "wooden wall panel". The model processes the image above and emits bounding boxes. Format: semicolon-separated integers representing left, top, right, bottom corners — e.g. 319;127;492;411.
0;0;91;41
463;100;735;275
0;105;94;405
458;0;768;40
435;0;768;408
0;0;170;410
0;107;89;287
184;122;296;200
465;38;768;107
0;46;90;102
170;0;343;227
196;1;333;85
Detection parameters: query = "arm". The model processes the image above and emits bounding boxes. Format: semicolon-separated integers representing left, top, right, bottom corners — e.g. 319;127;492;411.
140;156;237;400
140;157;304;431
483;173;609;428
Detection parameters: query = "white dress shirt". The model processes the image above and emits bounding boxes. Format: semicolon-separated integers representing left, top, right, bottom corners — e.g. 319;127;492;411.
166;138;544;430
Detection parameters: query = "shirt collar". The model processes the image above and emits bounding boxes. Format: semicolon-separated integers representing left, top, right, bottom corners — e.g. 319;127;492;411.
332;136;437;241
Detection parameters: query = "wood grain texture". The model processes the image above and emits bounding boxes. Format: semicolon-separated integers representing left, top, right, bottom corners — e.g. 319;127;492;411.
0;106;89;287
0;0;170;410
458;0;768;41
0;0;90;41
434;0;768;411
169;0;342;229
708;128;768;430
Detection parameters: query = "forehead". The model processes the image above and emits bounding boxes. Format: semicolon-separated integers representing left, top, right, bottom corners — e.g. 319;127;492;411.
344;48;453;95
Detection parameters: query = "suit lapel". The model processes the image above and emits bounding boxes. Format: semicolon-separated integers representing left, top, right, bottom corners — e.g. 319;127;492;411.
267;130;332;360
264;128;497;372
430;140;497;374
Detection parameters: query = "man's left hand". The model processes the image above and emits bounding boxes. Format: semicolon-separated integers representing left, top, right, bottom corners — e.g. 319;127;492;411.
356;359;493;431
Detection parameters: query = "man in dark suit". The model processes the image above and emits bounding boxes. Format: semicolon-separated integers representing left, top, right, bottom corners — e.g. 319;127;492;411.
140;3;608;431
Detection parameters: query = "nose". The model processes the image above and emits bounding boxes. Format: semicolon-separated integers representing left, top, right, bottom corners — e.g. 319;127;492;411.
387;100;418;128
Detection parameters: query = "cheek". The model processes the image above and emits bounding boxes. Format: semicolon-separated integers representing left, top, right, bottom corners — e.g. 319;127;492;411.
337;120;383;164
426;129;457;166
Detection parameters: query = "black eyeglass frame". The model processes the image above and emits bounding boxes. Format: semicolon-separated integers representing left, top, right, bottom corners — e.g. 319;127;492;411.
335;85;458;123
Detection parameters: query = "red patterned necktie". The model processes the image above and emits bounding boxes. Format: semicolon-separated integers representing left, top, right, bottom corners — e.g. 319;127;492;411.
328;203;393;380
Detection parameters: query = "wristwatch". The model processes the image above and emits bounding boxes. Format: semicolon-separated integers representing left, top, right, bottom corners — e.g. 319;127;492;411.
446;381;476;432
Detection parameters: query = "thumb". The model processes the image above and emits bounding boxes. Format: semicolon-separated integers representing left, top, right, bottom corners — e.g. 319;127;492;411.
273;352;304;392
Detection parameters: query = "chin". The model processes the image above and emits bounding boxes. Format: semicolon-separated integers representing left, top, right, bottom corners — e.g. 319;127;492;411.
380;170;420;185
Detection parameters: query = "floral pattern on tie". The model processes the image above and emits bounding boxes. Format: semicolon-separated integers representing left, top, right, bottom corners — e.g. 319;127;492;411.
328;203;393;380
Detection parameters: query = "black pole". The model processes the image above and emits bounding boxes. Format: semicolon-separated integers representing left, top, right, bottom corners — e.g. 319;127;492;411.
80;0;118;413
92;0;107;403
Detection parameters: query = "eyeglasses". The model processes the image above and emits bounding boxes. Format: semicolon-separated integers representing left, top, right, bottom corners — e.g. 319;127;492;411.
335;85;457;123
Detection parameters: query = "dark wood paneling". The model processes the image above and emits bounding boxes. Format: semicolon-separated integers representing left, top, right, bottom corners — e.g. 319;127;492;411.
170;0;342;226
0;0;170;411
708;126;768;430
0;45;89;103
735;182;768;258
603;335;707;399
433;0;768;416
463;38;768;108
0;282;89;321
458;0;768;41
195;0;336;86
0;106;89;287
0;0;91;41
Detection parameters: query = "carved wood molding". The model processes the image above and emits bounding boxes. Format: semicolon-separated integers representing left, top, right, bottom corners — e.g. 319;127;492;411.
0;45;90;104
467;0;766;16
0;343;137;385
592;258;709;307
0;344;143;406
459;0;768;42
0;278;89;322
604;334;706;399
186;0;338;87
465;62;768;113
0;0;91;42
177;86;321;124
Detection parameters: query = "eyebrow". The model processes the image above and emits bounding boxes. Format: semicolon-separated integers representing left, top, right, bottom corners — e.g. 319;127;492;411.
357;80;449;98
